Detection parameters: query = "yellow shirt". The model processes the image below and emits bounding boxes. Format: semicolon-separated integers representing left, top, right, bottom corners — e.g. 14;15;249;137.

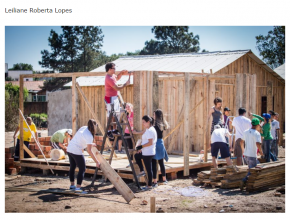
17;121;37;142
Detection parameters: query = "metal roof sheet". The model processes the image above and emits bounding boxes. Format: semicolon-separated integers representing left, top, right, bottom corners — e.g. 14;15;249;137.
274;63;285;79
64;50;284;87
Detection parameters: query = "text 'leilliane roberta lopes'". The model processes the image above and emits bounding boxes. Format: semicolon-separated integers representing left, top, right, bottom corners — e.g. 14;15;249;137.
5;8;73;14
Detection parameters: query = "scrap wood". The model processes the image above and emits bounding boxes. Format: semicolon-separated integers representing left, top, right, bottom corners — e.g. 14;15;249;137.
5;187;99;197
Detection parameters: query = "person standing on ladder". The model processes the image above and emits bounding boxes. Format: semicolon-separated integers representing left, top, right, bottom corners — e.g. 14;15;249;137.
104;62;131;141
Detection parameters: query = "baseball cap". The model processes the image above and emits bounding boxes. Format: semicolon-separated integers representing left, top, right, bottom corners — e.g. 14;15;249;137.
67;129;73;135
224;107;231;111
251;118;260;126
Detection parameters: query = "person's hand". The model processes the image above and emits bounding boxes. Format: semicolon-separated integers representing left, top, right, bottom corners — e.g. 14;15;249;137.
136;145;143;150
248;112;252;117
260;152;264;157
121;70;128;75
13;134;16;139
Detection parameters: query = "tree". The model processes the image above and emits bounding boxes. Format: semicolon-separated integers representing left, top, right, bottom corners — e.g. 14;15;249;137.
5;83;28;131
256;26;285;69
140;26;200;55
9;63;33;71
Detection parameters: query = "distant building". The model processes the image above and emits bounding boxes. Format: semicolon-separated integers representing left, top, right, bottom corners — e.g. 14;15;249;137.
7;70;33;81
5;81;48;115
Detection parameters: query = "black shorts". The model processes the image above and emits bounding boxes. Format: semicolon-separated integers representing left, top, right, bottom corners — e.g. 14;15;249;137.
211;142;230;158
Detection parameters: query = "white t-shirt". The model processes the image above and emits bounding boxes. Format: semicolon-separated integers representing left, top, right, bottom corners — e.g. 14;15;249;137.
211;128;230;144
271;120;280;139
141;126;157;156
232;116;252;140
67;126;94;155
242;129;262;158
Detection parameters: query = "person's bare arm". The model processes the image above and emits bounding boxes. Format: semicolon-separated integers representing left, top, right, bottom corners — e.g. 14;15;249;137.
133;129;145;135
116;70;128;81
13;126;20;139
240;139;245;154
257;142;263;156
111;81;130;91
139;139;153;148
87;144;100;168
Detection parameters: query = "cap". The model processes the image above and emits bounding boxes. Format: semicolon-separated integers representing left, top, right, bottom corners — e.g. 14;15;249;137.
224;107;231;111
262;113;271;120
67;129;73;135
251;118;260;126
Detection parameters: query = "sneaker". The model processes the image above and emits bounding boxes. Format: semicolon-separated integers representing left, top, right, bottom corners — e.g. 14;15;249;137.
152;182;158;188
70;185;76;190
162;180;168;185
137;171;146;177
75;187;88;194
141;186;153;191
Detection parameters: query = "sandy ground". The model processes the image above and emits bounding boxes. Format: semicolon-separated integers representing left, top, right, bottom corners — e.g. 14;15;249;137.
5;131;285;213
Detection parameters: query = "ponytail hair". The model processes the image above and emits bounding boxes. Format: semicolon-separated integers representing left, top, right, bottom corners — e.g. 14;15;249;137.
142;115;154;126
88;119;97;136
154;109;169;131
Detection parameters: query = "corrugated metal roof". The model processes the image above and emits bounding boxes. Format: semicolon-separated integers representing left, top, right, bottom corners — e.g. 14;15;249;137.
91;50;249;73
64;75;133;87
64;50;284;87
274;63;285;79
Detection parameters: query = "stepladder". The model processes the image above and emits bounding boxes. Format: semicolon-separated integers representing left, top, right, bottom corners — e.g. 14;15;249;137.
91;94;142;189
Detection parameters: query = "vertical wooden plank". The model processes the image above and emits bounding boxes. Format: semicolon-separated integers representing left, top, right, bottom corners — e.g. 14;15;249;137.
203;76;208;162
19;75;24;160
178;80;183;150
183;72;190;176
150;197;156;213
235;73;243;116
72;76;77;135
133;71;142;132
250;74;257;114
152;71;159;112
267;81;273;112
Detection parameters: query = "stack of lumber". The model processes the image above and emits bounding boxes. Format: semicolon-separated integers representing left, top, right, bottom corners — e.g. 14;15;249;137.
208;167;227;187
193;170;211;185
220;165;248;188
246;161;285;192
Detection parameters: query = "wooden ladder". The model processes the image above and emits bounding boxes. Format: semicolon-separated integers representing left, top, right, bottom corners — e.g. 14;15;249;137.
90;92;141;189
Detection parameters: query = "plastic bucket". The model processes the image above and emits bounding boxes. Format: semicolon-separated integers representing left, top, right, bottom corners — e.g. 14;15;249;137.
50;149;65;161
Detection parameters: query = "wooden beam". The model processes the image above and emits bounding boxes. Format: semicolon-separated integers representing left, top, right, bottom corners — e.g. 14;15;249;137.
76;83;116;158
183;72;190;176
235;73;243;116
152;71;159;111
72;76;77;135
250;74;257;114
267;81;273;112
23;145;36;158
203;76;209;162
19;75;24;160
150;197;156;213
133;71;142;133
94;150;136;203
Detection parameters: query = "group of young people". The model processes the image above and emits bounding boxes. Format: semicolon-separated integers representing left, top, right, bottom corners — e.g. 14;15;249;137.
64;62;171;192
206;96;281;190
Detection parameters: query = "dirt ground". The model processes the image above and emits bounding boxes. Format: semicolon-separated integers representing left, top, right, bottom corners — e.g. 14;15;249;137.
5;131;286;213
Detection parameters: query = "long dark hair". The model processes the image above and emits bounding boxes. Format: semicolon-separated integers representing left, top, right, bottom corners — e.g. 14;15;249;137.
154;109;169;131
142;115;154;126
88;119;97;136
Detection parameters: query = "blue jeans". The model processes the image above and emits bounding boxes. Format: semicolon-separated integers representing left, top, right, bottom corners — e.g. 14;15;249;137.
263;139;276;162
271;140;278;158
242;156;258;182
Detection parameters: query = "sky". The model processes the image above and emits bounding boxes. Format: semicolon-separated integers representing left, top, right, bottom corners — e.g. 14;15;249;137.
5;26;274;71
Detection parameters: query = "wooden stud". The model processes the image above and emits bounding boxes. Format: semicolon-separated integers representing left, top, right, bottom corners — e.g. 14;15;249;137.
183;72;190;176
152;71;159;112
203;76;208;162
150;197;156;213
19;75;24;160
72;76;77;135
94;150;136;203
267;81;273;112
133;71;142;133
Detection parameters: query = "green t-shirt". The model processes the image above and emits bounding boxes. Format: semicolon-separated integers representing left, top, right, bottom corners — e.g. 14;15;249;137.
51;129;67;143
252;114;273;140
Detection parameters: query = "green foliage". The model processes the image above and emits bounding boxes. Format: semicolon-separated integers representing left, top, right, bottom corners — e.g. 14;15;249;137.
5;84;28;131
140;26;200;55
9;63;33;71
5;76;14;81
29;113;48;127
256;26;285;69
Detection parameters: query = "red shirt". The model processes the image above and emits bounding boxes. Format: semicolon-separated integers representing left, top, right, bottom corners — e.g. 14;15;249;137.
105;74;118;97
